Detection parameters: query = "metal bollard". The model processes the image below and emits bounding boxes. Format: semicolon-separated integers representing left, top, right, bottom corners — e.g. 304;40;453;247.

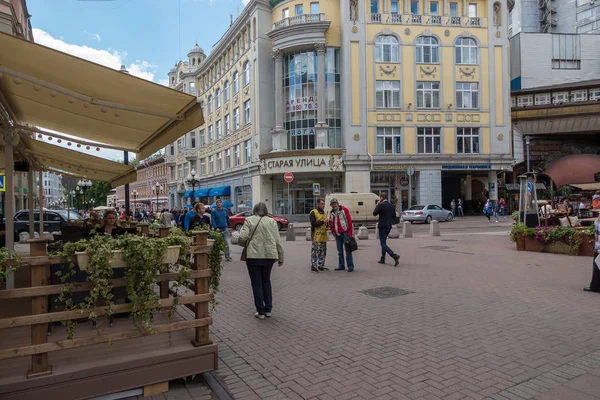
430;220;441;236
403;221;413;238
305;227;312;241
231;230;240;245
389;225;400;239
286;223;296;241
375;223;379;240
357;225;369;240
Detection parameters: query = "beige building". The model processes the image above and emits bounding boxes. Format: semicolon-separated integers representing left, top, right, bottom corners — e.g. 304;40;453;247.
115;155;168;212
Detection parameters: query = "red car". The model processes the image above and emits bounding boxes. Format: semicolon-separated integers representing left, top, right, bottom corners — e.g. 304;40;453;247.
230;211;289;231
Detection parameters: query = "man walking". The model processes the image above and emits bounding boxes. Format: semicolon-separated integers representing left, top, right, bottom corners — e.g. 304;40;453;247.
328;198;355;272
373;193;400;267
309;199;329;273
211;199;232;261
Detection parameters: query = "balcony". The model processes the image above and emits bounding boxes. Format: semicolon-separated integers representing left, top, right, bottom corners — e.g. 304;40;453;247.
371;13;382;23
430;15;442;25
390;14;402;23
368;14;486;28
410;14;423;24
165;155;176;165
469;17;482;27
450;16;462;26
272;13;326;30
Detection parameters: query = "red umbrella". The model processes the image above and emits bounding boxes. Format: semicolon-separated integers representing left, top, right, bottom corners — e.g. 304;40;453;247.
542;154;600;188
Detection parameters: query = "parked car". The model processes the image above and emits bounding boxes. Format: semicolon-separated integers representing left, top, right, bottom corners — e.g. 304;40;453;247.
230;211;289;231
13;210;82;240
402;204;454;224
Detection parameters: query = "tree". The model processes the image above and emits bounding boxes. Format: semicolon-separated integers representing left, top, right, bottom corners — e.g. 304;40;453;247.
86;181;112;206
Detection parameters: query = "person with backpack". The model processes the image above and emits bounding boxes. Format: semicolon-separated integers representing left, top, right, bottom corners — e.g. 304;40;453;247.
309;198;329;273
373;193;400;267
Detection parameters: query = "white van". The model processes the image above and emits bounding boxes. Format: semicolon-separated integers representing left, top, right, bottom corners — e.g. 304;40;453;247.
324;193;381;226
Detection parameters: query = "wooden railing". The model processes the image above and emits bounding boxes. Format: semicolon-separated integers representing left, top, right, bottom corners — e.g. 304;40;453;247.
0;231;213;378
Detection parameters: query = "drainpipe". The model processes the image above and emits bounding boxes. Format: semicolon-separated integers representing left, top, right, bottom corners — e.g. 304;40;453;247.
367;152;373;171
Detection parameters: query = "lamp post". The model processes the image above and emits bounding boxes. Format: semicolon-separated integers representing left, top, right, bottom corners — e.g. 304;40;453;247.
77;179;92;211
525;135;531;173
132;189;138;213
186;169;200;202
153;182;162;212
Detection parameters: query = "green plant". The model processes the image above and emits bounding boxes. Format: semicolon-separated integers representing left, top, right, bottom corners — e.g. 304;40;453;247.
539;225;582;255
0;248;22;283
511;211;519;222
510;223;530;242
207;231;226;310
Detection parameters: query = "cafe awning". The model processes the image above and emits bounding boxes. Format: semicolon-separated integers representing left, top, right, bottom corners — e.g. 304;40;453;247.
209;186;231;197
0;32;203;161
194;188;211;197
184;190;193;199
570;183;600;191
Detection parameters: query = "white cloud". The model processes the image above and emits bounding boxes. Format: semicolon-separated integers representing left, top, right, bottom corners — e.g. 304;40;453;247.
242;0;250;5
83;30;101;42
157;78;170;86
32;28;157;82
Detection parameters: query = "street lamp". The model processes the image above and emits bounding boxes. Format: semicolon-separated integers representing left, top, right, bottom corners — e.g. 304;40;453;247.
153;182;162;212
131;189;138;213
186;169;200;202
525;135;531;173
77;179;92;210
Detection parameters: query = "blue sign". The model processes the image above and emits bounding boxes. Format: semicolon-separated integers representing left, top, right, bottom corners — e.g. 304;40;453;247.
441;165;491;170
527;182;533;193
0;174;4;192
313;182;320;196
489;182;495;190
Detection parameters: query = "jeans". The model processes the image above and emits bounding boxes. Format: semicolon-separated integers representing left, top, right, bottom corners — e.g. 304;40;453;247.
334;232;354;270
247;261;274;314
378;227;395;261
451;207;456;217
458;206;463;217
217;229;230;257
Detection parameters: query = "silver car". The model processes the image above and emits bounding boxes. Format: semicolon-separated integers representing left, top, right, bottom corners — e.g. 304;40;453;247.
402;204;454;224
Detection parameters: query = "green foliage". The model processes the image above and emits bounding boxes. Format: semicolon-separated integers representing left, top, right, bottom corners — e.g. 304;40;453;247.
0;248;22;283
207;231;226;310
511;211;519;222
509;223;531;242
557;185;573;198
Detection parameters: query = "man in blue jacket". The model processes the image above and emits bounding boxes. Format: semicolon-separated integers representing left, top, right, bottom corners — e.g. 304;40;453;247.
373;192;400;266
211;199;232;261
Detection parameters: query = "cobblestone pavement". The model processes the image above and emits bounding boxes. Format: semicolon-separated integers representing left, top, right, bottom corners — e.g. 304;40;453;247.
199;230;600;400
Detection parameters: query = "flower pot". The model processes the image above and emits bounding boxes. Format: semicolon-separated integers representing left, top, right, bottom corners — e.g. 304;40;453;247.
579;237;595;257
139;225;150;235
158;227;170;238
524;238;545;252
75;245;181;271
516;237;526;251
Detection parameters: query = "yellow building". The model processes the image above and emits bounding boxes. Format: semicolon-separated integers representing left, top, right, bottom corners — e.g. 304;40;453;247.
167;0;512;216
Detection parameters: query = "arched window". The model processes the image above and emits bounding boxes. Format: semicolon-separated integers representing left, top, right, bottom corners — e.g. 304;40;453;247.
374;35;399;63
215;88;221;108
455;37;478;64
207;95;213;114
243;61;251;86
223;80;230;102
233;71;240;94
416;36;439;63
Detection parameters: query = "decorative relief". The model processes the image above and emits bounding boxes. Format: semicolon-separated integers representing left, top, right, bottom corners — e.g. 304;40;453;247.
458;67;477;80
208;116;212;122
216;110;220;117
351;26;359;33
376;113;402;122
444;30;450;37
244;87;250;96
419;66;437;78
405;113;413;121
353;133;360;141
497;133;504;141
456;114;481;123
495;31;502;38
233;95;239;103
315;43;327;54
272;49;282;60
404;28;411;36
379;65;398;76
445;113;453;122
416;114;441;122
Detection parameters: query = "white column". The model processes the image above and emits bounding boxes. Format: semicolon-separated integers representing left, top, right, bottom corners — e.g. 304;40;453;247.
38;170;44;236
424;0;429;15
315;43;329;148
27;169;34;237
462;0;468;16
465;175;472;201
444;0;449;15
404;0;409;14
4;130;15;288
271;49;287;152
488;170;498;201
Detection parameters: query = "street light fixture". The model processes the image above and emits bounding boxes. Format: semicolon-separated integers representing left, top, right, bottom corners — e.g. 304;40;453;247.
186;169;200;202
77;179;92;210
525;136;531;173
131;189;138;213
153;182;162;212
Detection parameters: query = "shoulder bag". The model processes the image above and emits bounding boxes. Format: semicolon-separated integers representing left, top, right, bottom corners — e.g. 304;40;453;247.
240;217;263;261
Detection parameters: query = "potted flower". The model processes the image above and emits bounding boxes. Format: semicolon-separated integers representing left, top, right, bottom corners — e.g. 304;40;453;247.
524;226;547;252
510;223;529;251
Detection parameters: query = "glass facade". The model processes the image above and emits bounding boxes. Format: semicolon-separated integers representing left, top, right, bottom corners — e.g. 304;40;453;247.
283;48;342;150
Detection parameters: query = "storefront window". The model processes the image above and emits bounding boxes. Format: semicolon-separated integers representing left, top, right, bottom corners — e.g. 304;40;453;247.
272;176;341;216
235;185;252;212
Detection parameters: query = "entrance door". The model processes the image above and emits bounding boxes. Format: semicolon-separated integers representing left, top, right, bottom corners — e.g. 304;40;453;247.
399;189;409;212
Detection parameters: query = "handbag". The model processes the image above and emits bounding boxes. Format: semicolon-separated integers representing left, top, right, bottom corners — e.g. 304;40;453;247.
240;217;263;261
344;236;358;253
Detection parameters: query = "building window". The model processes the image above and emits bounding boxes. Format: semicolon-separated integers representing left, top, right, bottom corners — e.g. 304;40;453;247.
430;1;439;15
376;127;402;154
553;37;582;68
233;72;240;93
208;125;214;143
244;100;251;124
590;88;600;100
376;81;401;108
189;81;196;95
456;82;479;109
391;1;399;13
416;81;440;108
310;2;319;13
225;148;231;169
216;152;222;171
571;89;588;102
234;107;240;130
283;8;289;18
511;96;516;107
243;62;250;86
416;36;439;63
199;129;205;147
224;114;231;136
223;80;230;102
170;166;175;181
374;35;399;63
209;155;214;173
216;120;222;140
190;131;196;148
417;127;441;154
169;143;175;156
468;3;477;17
183;162;189;178
535;93;551;105
245;139;251;163
450;2;459;16
456;127;480;153
296;4;303;15
371;0;379;14
207;95;213;114
177;139;183;153
178;165;183;179
552;91;569;104
235;144;241;166
411;0;419;14
215;88;221;108
200;158;207;175
517;95;533;107
455;37;478;64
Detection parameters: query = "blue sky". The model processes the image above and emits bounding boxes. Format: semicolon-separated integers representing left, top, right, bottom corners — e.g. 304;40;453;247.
28;0;250;85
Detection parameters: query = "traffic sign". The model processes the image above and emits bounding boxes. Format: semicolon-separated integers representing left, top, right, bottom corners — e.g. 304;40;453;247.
400;178;409;187
313;182;320;196
0;174;5;192
407;167;415;176
283;172;294;183
527;182;533;193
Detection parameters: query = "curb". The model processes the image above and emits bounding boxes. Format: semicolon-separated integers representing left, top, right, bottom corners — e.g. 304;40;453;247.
201;371;234;400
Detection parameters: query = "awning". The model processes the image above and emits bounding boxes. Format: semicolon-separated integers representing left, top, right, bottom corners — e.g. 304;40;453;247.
570;183;600;191
183;190;193;199
542;154;600;188
0;32;204;160
209;186;231;197
505;183;547;191
194;188;211;197
15;136;136;187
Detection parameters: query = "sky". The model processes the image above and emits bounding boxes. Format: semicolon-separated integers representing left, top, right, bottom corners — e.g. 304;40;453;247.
27;0;251;161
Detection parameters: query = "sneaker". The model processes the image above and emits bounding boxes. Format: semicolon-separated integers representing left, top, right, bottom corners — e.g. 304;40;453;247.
254;312;265;320
311;268;319;273
265;312;272;318
318;267;329;271
225;256;232;261
377;260;385;264
393;254;400;267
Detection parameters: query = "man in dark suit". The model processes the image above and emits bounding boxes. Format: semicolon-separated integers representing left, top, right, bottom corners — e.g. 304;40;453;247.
373;193;400;266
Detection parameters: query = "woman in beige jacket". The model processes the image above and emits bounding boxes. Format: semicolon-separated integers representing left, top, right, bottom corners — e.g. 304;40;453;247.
238;202;284;319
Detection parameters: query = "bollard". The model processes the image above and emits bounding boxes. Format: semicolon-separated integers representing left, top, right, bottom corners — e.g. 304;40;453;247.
375;223;379;240
305;227;312;241
286;223;296;241
231;230;240;245
430;220;441;236
34;232;40;239
357;225;369;240
389;225;400;239
403;221;413;238
42;231;53;241
19;232;30;243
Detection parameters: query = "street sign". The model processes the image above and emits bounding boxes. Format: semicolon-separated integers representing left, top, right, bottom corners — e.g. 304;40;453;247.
400;178;409;187
313;182;320;196
527;182;533;193
0;174;4;192
283;172;294;183
407;167;415;176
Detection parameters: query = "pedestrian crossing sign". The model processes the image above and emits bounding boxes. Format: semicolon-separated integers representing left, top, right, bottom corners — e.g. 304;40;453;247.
313;182;320;196
0;174;5;192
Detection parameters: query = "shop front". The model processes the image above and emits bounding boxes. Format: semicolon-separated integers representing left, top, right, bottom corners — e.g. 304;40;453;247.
370;166;414;214
192;171;253;213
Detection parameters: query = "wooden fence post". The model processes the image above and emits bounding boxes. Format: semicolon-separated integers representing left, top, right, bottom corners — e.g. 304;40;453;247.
27;238;52;378
191;231;210;347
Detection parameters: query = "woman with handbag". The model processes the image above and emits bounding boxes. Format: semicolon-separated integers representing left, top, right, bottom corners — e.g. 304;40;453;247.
238;202;284;320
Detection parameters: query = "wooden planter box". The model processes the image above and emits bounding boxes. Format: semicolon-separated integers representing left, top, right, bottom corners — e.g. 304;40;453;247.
74;245;181;271
580;236;595;257
524;238;545;252
139;225;150;235
515;237;526;251
542;241;571;255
